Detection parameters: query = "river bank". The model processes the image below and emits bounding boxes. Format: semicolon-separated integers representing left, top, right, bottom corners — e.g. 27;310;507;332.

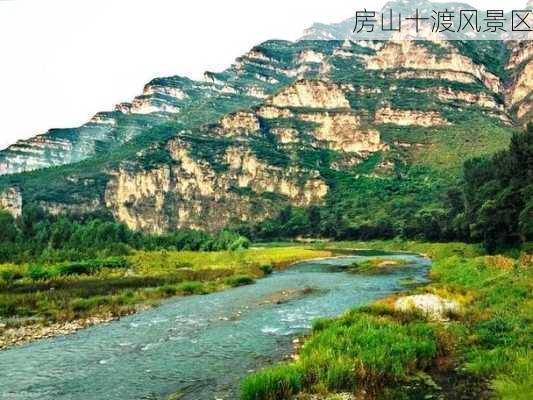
242;241;533;400
1;287;321;350
0;251;428;400
0;247;332;351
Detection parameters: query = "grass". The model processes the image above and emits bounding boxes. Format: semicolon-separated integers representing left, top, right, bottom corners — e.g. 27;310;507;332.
428;253;533;398
242;310;438;399
225;275;256;287
128;247;330;275
0;247;331;330
321;240;485;260
347;258;409;274
241;241;532;399
241;364;304;400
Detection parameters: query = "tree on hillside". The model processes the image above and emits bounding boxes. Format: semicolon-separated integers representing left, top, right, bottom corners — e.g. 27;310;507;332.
463;124;533;251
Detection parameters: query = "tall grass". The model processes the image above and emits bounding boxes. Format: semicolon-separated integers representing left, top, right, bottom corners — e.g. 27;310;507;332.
429;254;533;398
241;311;438;398
0;247;330;326
241;364;304;400
242;241;532;399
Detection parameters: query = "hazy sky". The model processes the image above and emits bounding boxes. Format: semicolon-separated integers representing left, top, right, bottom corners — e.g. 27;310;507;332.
0;0;528;149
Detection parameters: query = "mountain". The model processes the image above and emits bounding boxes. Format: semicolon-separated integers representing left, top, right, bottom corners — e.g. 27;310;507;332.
0;1;531;235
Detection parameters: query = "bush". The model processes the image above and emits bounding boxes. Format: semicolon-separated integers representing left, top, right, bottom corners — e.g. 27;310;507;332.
1;270;15;284
224;275;255;287
60;262;94;276
259;264;274;275
176;281;205;295
59;258;130;276
28;265;53;281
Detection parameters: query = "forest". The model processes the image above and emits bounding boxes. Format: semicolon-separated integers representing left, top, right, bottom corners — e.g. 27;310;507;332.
0;208;249;264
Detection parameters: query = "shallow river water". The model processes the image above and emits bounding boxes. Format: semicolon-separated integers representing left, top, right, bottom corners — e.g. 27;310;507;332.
0;251;430;400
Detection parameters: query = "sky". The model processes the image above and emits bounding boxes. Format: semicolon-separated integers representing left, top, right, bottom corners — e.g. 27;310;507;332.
0;0;528;150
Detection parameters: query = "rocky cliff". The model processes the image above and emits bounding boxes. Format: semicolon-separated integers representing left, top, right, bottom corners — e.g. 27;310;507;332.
0;187;22;218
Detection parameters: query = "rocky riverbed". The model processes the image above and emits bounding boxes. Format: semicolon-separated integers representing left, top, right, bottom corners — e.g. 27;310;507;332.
0;305;151;350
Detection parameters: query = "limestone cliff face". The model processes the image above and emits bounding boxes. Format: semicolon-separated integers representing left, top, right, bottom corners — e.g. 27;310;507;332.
105;166;174;233
364;41;502;93
38;199;102;217
269;80;350;109
0;135;80;175
391;70;478;85
227;80;387;155
0;187;22;218
507;41;533;71
130;97;181;114
257;106;294;119
298;112;383;152
505;41;533;124
104;142;327;233
375;106;449;127
219;111;261;135
143;84;187;100
507;62;533;107
270;128;300;144
222;147;327;203
429;88;501;110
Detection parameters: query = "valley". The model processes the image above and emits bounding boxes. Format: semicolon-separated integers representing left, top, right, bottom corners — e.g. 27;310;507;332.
0;1;531;399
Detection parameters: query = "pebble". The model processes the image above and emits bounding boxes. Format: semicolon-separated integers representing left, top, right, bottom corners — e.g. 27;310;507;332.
0;315;116;350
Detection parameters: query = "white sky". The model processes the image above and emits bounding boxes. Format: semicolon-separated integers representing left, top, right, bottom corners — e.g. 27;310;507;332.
0;0;528;149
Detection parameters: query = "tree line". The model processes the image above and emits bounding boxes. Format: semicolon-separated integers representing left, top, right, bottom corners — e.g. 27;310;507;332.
0;208;249;264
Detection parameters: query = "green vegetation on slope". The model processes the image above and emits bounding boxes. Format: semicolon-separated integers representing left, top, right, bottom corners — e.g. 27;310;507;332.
462;124;533;251
236;124;531;253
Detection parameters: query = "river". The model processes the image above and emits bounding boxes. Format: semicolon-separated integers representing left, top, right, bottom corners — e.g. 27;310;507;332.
0;251;430;400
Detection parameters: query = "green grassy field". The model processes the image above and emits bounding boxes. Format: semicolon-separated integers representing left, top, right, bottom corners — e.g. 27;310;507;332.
241;241;533;400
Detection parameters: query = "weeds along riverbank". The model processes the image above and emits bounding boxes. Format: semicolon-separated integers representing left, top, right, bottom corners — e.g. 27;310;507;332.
0;247;331;349
241;241;533;400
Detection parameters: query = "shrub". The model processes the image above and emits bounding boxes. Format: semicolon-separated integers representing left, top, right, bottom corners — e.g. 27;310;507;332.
70;296;110;312
260;264;274;275
59;258;130;276
176;281;205;295
28;265;53;281
60;262;94;276
225;275;255;287
1;270;15;284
